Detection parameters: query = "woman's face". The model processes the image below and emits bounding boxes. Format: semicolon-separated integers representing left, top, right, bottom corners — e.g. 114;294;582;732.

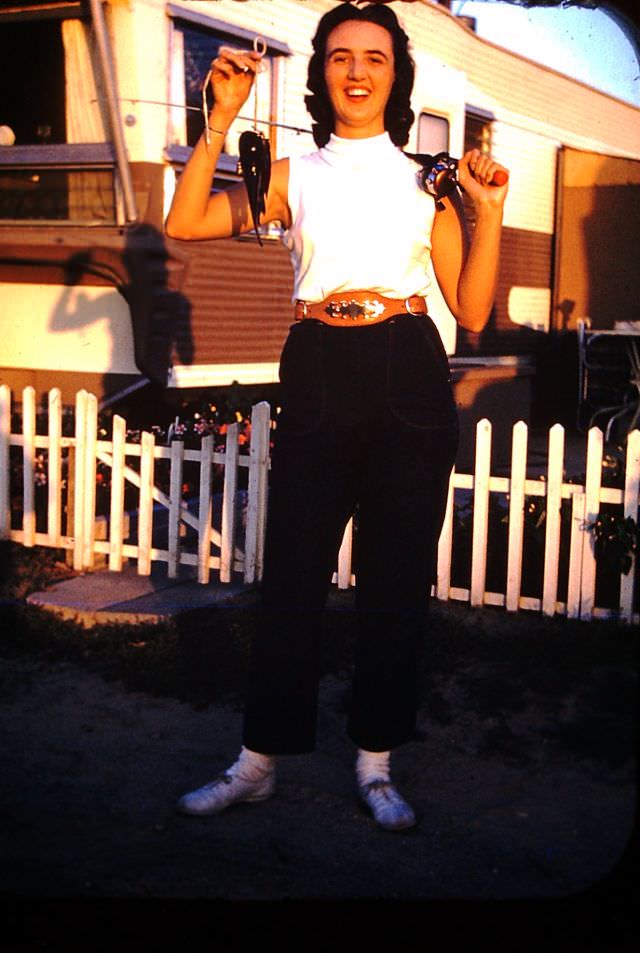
324;19;395;139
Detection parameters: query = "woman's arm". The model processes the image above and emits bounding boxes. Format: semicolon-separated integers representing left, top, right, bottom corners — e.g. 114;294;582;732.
430;149;508;333
165;46;290;241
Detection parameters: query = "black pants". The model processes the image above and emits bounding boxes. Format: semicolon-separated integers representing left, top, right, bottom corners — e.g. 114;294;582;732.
242;312;458;754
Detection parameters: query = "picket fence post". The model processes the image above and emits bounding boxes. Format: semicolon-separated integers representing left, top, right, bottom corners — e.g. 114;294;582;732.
47;388;62;547
244;401;271;584
168;437;185;580
620;429;640;622
337;517;354;589
436;468;455;601
137;430;155;576
0;384;10;540
82;392;98;571
109;415;127;573
505;420;527;611
470;419;491;606
566;491;586;619
542;423;565;616
220;422;239;583
22;386;36;548
580;427;604;619
197;434;214;585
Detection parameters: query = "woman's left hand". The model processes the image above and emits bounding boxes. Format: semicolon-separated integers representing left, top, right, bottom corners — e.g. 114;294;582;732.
457;149;509;206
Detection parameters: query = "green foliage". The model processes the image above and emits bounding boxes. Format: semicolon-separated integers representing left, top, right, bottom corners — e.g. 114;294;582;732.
589;513;639;576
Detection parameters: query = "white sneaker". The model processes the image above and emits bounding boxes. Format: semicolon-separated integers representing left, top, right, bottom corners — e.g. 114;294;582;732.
359;778;416;831
177;761;275;816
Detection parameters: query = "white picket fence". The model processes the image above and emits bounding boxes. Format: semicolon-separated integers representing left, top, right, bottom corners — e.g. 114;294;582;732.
1;385;639;624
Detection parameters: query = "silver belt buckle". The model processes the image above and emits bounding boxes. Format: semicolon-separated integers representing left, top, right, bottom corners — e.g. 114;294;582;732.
325;298;386;321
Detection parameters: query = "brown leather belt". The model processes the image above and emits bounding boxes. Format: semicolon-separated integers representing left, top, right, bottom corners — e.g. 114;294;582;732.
294;290;427;327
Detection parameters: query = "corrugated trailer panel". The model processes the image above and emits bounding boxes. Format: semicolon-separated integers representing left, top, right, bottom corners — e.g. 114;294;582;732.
457;226;553;355
500;229;553;298
496;227;553;335
166;236;294;368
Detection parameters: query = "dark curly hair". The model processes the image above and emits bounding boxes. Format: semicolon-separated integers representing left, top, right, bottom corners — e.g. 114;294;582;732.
304;2;415;148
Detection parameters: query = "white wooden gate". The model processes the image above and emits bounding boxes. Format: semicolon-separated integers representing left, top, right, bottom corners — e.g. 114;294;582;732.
0;386;271;586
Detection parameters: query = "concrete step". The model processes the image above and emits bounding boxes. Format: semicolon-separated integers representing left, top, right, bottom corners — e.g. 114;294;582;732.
26;563;258;628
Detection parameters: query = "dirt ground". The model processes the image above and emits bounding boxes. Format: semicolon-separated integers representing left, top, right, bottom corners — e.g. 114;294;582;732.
1;594;637;945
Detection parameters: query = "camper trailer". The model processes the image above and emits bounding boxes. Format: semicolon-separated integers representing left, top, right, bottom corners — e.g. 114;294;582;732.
1;0;639;451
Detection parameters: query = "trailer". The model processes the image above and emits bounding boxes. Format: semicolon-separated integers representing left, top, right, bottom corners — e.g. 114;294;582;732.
1;0;639;454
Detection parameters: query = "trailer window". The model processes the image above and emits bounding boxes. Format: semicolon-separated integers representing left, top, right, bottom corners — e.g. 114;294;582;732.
0;167;116;223
465;111;493;156
170;20;279;159
1;17;66;145
417;113;449;155
0;7;117;224
462;111;494;228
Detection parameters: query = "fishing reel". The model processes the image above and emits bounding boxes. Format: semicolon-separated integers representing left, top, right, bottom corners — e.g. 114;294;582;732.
413;151;460;208
412;151;508;208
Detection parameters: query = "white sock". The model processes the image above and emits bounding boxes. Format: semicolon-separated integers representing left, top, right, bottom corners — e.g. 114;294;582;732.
234;746;276;780
356;748;391;788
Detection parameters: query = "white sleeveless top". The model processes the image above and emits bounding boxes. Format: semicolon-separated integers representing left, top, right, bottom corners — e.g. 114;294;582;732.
284;132;436;303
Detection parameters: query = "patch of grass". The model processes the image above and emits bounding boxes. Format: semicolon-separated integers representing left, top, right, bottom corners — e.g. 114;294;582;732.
1;541;637;768
427;601;638;704
0;601;252;708
422;603;638;767
538;666;638;769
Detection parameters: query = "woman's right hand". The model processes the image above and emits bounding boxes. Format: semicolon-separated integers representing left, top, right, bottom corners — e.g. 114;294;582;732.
207;46;263;121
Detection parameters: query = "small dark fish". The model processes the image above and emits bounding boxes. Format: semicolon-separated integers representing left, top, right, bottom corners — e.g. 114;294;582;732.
239;130;272;246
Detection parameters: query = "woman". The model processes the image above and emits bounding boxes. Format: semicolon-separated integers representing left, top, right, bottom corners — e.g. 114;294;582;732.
166;1;507;831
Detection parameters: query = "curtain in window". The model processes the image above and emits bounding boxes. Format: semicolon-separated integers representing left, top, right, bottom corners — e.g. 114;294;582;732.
62;18;112;221
169;28;187;146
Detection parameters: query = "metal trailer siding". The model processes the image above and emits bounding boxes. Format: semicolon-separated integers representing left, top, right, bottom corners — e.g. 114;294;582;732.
164;235;294;376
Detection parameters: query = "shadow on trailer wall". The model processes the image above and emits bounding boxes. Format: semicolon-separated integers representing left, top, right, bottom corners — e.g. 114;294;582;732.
534;148;640;432
0;221;193;404
553;147;640;335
